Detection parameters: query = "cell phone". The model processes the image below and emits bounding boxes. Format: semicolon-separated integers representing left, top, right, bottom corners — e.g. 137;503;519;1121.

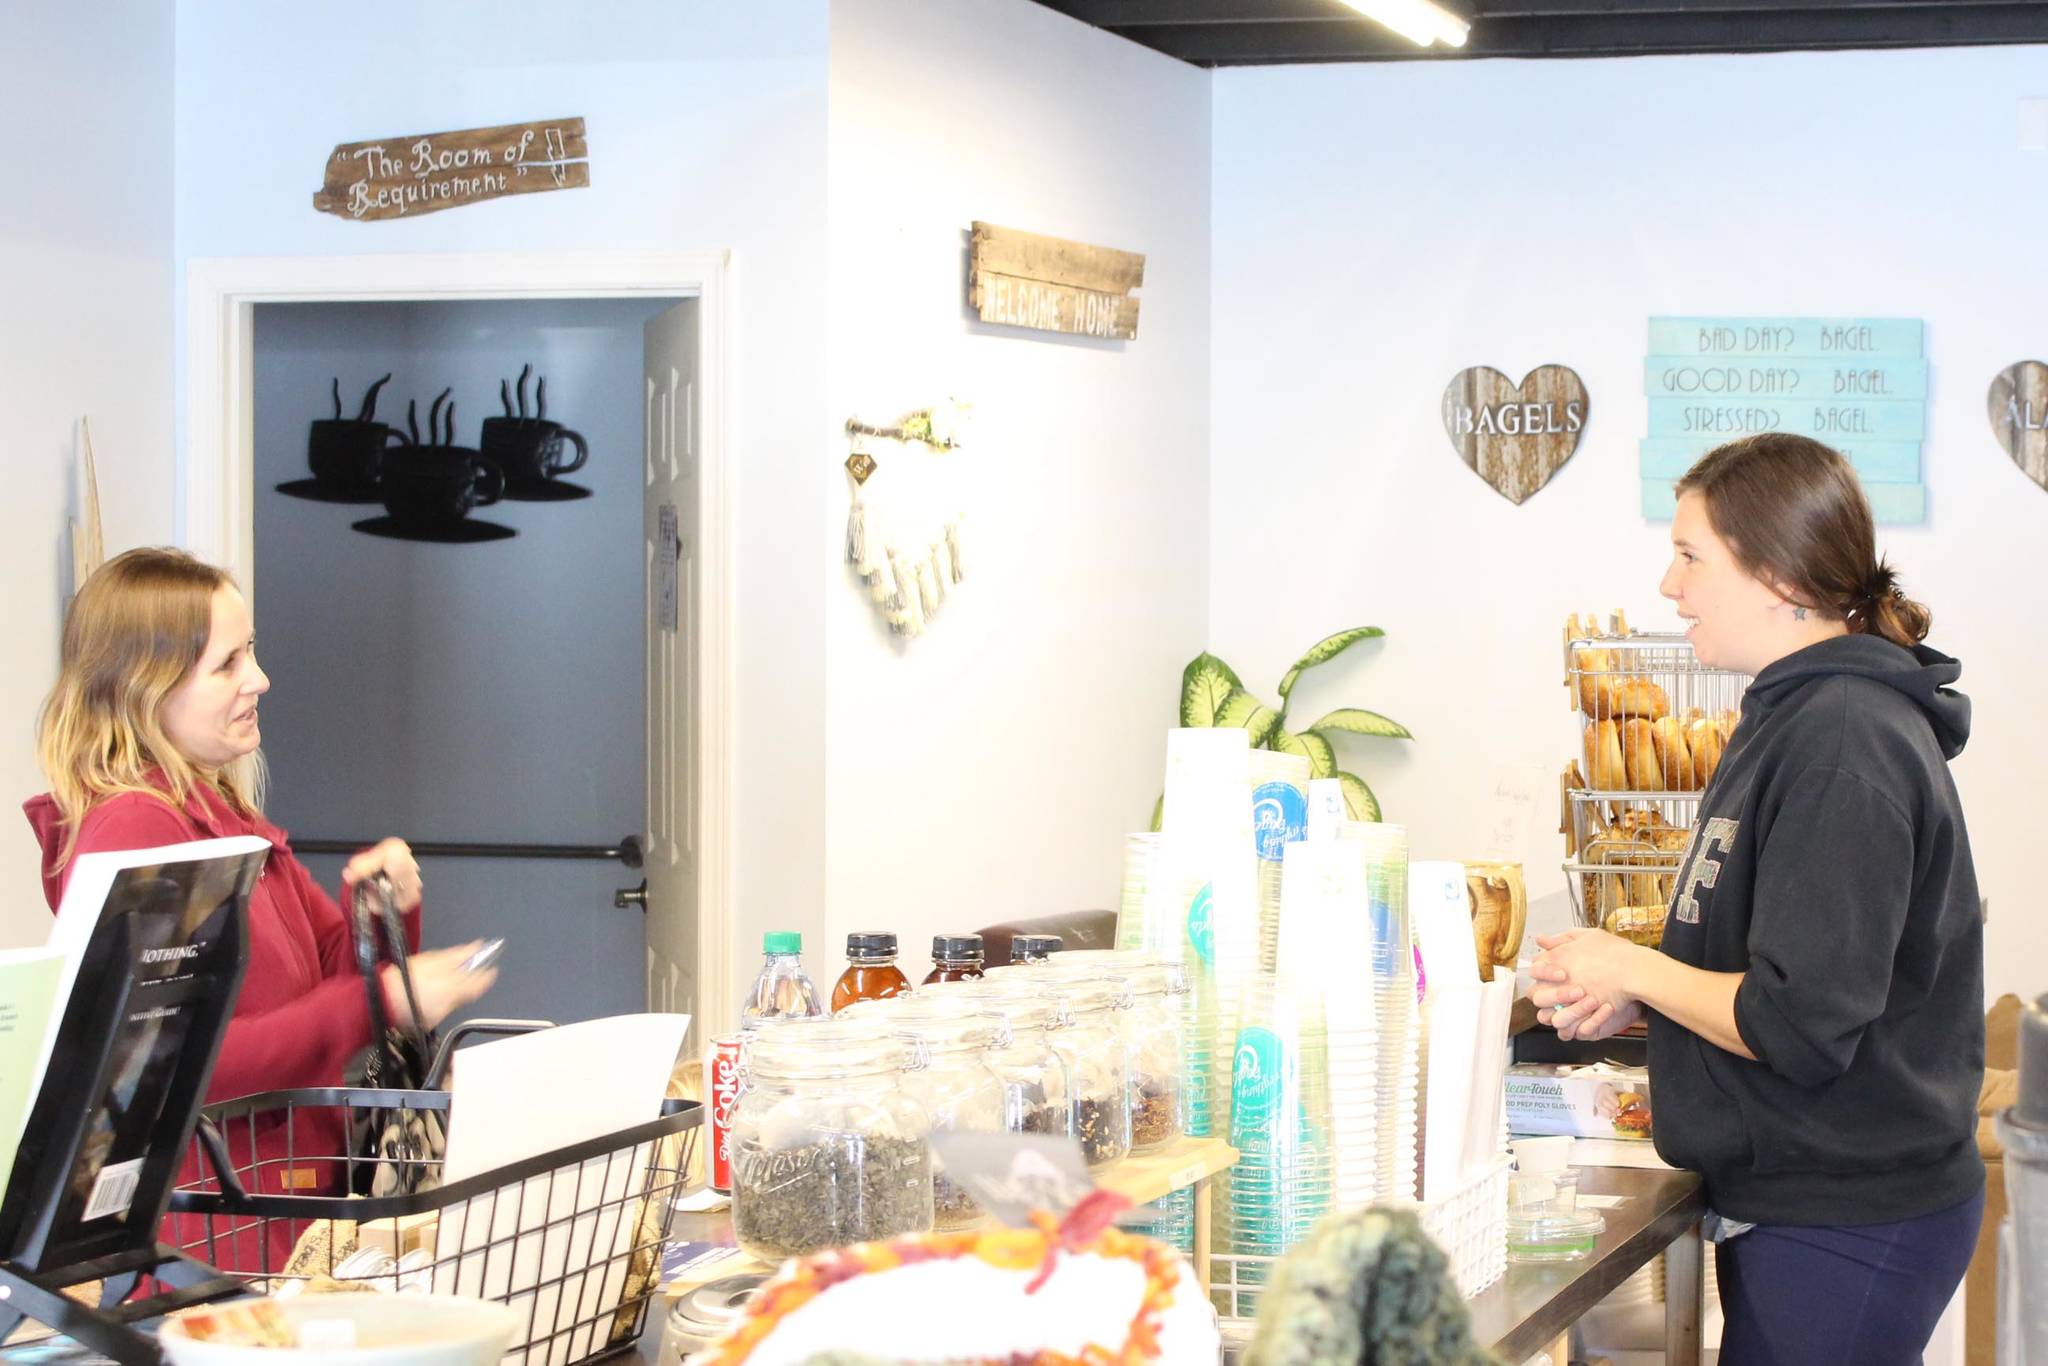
460;938;506;975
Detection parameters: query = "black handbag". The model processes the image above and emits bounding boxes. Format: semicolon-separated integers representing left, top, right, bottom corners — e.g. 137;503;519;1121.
348;874;444;1197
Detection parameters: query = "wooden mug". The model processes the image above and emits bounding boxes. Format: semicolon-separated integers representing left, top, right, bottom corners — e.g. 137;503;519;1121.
1463;861;1527;982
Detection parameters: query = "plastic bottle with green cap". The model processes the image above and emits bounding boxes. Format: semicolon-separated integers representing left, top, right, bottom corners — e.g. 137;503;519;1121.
741;931;827;1026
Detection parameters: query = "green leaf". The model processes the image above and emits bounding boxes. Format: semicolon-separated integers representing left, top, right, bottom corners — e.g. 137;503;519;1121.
1179;652;1243;727
1306;707;1413;741
1150;793;1164;833
1337;771;1381;822
1277;627;1384;700
1215;689;1282;747
1272;728;1337;779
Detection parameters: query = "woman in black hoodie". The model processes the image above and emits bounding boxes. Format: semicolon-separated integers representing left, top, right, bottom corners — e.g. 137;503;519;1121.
1532;433;1983;1365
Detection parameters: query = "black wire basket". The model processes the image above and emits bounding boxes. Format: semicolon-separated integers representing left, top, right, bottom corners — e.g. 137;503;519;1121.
168;1087;700;1366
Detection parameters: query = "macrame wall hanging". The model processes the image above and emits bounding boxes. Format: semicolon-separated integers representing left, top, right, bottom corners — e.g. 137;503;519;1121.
844;400;969;637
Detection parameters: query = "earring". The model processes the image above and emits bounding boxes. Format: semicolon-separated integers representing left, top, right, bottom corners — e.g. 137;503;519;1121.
1792;606;1808;621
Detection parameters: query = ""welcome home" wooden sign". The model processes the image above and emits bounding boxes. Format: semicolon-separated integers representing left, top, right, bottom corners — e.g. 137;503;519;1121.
312;117;590;222
968;223;1144;341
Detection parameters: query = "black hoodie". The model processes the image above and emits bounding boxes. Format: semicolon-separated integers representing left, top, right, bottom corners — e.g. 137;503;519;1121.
1649;633;1985;1226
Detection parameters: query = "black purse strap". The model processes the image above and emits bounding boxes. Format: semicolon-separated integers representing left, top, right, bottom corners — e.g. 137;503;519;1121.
352;874;436;1080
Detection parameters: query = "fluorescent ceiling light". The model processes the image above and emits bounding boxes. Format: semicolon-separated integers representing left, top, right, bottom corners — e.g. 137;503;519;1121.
1339;0;1472;48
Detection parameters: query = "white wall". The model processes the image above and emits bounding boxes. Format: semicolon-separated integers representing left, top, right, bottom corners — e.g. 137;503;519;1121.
251;299;669;1024
173;0;831;1018
1210;48;2048;1005
821;0;1212;976
0;1;176;944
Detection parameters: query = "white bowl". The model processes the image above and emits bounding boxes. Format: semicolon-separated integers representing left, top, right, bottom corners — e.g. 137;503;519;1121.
162;1294;519;1366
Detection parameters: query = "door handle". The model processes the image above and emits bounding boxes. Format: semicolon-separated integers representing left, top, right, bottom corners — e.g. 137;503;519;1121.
614;880;648;911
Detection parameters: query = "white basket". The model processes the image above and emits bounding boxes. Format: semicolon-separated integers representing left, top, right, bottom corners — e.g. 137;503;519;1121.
1417;1155;1510;1297
1209;1154;1510;1322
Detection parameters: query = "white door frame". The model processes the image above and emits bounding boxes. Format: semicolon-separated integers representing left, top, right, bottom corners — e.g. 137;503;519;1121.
184;248;735;1035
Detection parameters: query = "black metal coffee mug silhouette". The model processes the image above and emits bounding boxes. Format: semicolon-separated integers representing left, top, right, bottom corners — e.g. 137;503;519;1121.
479;363;589;483
308;375;408;492
380;390;505;528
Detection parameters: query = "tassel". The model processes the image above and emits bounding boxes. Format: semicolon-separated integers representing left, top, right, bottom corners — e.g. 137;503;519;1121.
892;551;923;634
945;518;966;582
916;557;940;619
869;550;896;605
928;547;948;608
845;497;866;566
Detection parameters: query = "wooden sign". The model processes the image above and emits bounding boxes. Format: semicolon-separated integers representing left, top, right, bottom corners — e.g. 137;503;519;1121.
312;117;589;221
1439;365;1588;505
968;222;1143;340
1645;398;1926;441
1987;360;2048;493
1641;315;1927;524
1647;317;1923;358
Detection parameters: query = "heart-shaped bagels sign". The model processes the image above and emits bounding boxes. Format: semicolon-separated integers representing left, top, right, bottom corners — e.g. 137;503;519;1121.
1440;365;1589;504
1987;360;2048;493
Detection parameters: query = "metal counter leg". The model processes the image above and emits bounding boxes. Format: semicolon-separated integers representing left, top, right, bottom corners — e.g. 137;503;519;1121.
1664;1220;1704;1366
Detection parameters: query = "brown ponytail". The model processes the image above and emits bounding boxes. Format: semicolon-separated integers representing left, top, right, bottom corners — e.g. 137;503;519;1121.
1675;433;1931;649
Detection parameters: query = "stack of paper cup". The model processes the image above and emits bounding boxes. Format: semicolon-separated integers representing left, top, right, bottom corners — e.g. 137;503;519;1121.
1338;820;1419;1203
1248;750;1310;973
1305;777;1348;841
1279;838;1379;1208
1220;965;1335;1271
1148;728;1258;1140
1115;832;1161;953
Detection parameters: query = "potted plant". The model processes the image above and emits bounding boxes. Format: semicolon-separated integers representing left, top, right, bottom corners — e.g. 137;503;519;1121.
1161;627;1411;826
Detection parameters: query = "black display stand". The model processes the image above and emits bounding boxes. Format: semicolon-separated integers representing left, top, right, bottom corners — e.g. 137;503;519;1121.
0;849;261;1364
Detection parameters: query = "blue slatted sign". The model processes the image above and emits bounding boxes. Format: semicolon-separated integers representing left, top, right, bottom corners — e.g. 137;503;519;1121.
1642;316;1927;524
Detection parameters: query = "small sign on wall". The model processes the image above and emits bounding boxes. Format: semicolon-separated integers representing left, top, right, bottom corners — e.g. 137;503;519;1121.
1640;317;1927;524
1439;365;1588;505
968;222;1143;340
1987;361;2048;495
313;117;590;221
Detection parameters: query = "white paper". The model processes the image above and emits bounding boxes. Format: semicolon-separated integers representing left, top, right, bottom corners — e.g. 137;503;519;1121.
1409;861;1482;992
434;1013;691;1366
441;1013;690;1184
1420;976;1515;1202
1481;763;1546;863
1421;986;1480;1203
1462;978;1514;1180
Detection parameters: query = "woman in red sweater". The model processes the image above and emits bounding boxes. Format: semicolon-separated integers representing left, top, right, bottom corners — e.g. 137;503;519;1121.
25;547;497;1270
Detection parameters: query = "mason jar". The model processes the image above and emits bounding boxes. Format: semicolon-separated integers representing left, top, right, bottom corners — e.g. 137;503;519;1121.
1006;953;1186;1154
728;1017;933;1261
989;968;1132;1168
842;995;1006;1229
915;979;1073;1141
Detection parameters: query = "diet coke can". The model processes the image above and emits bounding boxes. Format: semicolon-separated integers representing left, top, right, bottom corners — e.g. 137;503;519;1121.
707;1035;743;1194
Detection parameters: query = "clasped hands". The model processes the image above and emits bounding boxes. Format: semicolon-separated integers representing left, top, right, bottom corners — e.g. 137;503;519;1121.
1530;928;1651;1042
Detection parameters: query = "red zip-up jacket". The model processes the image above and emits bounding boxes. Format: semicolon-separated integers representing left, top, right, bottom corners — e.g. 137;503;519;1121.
24;779;420;1271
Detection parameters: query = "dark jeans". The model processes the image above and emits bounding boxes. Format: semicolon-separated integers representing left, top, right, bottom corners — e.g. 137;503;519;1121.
1716;1188;1985;1366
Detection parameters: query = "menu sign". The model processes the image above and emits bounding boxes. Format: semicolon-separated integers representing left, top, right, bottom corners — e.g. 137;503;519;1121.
1640;316;1928;525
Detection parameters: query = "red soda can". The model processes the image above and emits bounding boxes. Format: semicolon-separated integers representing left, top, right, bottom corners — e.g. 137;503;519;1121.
707;1035;743;1193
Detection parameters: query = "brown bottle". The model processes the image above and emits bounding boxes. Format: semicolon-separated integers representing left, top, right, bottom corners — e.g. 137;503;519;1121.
922;933;987;986
831;931;910;1013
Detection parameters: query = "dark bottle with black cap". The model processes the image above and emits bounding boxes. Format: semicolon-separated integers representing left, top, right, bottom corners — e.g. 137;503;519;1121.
1008;933;1063;966
830;931;910;1013
923;934;987;985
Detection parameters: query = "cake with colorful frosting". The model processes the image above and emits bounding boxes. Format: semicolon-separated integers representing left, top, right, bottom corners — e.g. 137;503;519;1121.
690;1192;1218;1365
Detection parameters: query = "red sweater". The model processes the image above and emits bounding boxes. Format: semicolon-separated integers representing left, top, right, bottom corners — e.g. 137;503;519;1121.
23;781;421;1270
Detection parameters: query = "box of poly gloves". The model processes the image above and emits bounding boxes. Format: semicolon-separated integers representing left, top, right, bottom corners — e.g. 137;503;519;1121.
1504;1062;1653;1140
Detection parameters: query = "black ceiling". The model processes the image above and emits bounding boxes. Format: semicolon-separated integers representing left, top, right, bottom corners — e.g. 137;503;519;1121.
1027;0;2048;64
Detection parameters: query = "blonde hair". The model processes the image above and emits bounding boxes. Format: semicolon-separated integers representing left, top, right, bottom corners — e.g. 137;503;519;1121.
36;547;267;867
